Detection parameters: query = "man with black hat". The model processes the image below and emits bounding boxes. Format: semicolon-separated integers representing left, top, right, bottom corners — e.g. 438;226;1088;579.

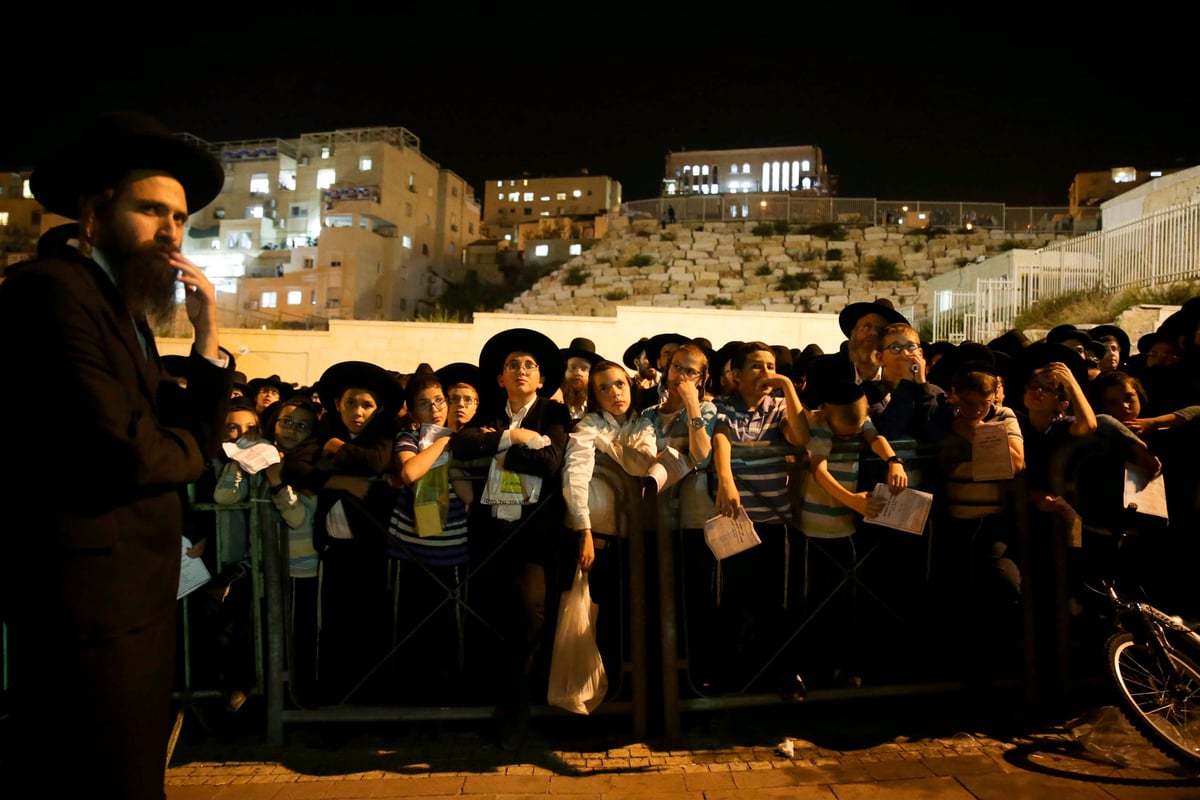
555;336;602;422
450;328;571;747
0;111;234;798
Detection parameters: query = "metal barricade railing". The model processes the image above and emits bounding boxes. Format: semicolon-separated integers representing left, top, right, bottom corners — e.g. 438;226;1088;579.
654;436;1036;745
254;454;650;745
170;474;274;754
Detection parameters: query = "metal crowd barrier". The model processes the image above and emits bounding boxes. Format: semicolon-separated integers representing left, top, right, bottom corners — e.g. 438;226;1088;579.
247;454;651;745
654;437;1036;746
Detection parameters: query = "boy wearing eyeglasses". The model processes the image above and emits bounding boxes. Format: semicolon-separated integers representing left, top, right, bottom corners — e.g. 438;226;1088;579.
385;371;473;702
449;328;570;747
867;322;944;459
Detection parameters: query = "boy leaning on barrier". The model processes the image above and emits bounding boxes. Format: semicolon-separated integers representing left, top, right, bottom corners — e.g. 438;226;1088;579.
710;341;809;693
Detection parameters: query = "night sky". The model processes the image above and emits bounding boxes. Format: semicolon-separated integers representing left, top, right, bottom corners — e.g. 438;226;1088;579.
4;12;1190;208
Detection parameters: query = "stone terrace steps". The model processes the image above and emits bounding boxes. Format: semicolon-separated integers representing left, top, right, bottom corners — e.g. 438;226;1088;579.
503;219;1065;322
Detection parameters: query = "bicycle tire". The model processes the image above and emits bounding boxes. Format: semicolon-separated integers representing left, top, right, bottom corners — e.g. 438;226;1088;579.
1106;632;1200;771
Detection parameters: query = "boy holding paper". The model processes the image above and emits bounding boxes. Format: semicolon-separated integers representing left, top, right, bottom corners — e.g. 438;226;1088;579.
931;368;1025;675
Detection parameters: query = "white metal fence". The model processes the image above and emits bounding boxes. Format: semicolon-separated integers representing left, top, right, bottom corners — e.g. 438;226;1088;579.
927;196;1200;344
623;194;1069;233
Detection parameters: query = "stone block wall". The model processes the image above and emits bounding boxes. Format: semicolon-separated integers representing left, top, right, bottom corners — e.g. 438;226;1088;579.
503;222;1065;325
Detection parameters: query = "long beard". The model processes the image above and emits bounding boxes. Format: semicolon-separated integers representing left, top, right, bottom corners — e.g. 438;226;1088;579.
111;242;179;327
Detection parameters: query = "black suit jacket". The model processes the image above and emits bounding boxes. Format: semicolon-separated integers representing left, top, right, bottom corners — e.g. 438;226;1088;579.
0;243;233;641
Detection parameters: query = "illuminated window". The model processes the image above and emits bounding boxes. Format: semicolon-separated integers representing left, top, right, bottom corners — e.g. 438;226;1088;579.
569;244;582;255
731;206;739;218
572;189;582;198
496;180;503;187
730;164;739;174
540;196;550;202
508;192;520;202
523;192;534;202
359;157;372;171
316;169;335;189
409;173;416;189
534;244;549;257
249;173;269;193
0;212;7;226
261;291;277;308
1112;167;1137;184
801;159;810;172
22;179;33;199
539;211;550;216
247;206;264;219
287;290;302;305
762;163;770;192
771;161;781;192
320;146;330;159
801;177;812;190
1150;171;1163;177
557;192;567;200
781;161;790;191
743;163;751;174
402;235;412;248
937;290;953;313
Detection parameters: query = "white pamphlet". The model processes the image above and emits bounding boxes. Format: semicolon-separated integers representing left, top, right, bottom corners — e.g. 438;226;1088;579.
1123;461;1169;520
864;484;934;535
703;506;761;560
971;421;1013;481
221;439;280;474
178;537;212;599
647;445;692;493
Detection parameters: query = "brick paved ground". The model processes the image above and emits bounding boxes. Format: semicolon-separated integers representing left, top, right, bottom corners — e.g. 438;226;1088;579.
162;692;1200;799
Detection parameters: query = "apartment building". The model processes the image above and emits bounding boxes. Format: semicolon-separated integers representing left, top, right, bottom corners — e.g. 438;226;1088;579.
186;126;480;325
481;173;621;243
663;144;830;197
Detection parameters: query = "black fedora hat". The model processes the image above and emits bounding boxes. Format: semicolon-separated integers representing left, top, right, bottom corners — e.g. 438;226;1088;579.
559;336;602;367
1087;324;1131;361
1016;341;1092;388
30;111;225;220
246;373;290;399
644;332;691;366
622;337;650;370
435;361;484;394
837;301;908;338
478;328;564;398
316;360;403;415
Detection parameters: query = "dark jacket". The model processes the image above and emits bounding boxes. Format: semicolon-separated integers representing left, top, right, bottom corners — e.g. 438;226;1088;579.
0;243;233;640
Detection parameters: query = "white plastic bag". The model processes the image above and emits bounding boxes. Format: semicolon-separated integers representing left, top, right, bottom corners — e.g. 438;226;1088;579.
547;567;608;714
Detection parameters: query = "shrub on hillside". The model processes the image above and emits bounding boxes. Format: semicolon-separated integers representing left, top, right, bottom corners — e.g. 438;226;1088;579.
777;271;817;292
751;222;775;237
562;266;591;286
868;257;904;281
627;253;655;267
826;264;846;281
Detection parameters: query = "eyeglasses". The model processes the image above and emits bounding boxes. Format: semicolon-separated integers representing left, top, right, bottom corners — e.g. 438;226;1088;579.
414;397;447;412
669;362;702;380
276;418;312;433
1025;382;1064;399
885;342;921;355
1146;351;1181;363
447;395;477;406
504;360;539;373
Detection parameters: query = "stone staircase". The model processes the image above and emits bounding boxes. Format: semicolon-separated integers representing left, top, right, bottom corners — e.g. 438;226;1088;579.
503;217;1066;324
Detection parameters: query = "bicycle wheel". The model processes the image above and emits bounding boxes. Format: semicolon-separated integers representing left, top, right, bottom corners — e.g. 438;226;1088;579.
1106;632;1200;771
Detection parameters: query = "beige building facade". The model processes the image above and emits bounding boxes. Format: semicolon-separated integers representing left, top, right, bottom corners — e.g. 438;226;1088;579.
186;126;480;325
663;145;830;197
481;174;621;242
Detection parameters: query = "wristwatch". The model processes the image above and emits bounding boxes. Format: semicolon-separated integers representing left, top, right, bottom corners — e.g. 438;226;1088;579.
886;455;905;466
689;416;706;430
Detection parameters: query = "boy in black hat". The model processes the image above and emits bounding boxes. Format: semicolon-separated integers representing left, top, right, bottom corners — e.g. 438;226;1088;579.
450;328;571;745
0;111;235;798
